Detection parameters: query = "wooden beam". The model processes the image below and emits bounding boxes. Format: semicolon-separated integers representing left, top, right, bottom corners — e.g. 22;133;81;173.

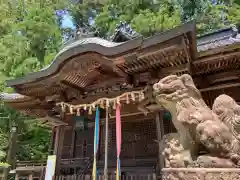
86;78;126;91
86;113;156;127
60;80;85;94
200;82;240;92
46;116;68;125
160;64;188;76
155;112;164;172
181;36;192;73
138;45;179;59
100;56;128;78
194;70;240;90
70;128;76;158
193;51;240;64
204;70;240;85
72;87;143;104
36;116;68;126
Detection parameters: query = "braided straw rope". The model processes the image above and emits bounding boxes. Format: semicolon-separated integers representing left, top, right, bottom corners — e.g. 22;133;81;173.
56;90;145;115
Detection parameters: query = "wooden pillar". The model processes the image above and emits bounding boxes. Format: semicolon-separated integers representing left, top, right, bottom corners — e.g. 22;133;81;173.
70;127;76;158
53;125;65;175
48;128;55;155
3;126;17;180
155;112;164;173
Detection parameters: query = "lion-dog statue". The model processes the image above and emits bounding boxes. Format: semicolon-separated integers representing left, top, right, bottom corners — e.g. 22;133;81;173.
147;74;240;168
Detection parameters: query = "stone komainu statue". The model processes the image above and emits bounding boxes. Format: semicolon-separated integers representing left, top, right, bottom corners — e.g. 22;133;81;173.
151;74;240;168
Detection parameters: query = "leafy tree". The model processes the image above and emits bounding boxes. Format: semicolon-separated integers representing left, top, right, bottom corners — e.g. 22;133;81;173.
0;0;64;162
177;0;240;34
69;0;103;28
93;0;181;37
69;0;239;38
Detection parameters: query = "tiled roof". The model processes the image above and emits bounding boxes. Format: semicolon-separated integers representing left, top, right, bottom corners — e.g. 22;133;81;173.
197;26;240;52
1;24;240;102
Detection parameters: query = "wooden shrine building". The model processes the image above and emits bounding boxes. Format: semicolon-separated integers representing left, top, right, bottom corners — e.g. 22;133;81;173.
1;21;240;179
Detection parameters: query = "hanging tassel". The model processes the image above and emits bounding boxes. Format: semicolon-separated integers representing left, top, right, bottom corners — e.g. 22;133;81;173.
138;92;142;102
131;92;135;101
61;103;66;112
126;94;130;104
141;91;145;100
70;105;74;114
84;105;87;111
116;97;120;105
100;100;105;109
106;99;110;108
88;107;92;115
113;100;116;110
77;108;80;116
115;104;122;180
92;104;96;111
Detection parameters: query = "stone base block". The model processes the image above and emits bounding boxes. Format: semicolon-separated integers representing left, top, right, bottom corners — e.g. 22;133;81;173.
161;168;240;180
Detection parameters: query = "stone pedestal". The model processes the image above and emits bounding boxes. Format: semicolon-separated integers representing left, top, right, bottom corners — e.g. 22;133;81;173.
161;168;240;180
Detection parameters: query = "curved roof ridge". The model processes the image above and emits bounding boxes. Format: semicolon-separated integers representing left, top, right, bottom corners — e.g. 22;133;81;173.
40;37;124;72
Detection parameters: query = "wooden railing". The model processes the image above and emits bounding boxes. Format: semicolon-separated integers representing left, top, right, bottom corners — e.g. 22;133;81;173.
12;173;156;180
55;173;157;180
60;157;90;166
16;160;47;167
12;159;157;179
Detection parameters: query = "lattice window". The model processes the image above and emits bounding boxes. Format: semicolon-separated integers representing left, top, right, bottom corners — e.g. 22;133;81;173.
163;111;176;134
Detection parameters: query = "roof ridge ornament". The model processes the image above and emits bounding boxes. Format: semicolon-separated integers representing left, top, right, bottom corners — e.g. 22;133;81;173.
110;21;141;42
63;24;99;46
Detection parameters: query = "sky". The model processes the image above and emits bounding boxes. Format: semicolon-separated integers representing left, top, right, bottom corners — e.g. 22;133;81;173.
60;11;94;30
61;14;75;29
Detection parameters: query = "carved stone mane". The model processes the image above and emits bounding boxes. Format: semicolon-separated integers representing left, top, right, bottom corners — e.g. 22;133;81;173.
149;74;240;172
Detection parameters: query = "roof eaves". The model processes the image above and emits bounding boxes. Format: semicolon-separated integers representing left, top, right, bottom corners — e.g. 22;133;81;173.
6;36;143;87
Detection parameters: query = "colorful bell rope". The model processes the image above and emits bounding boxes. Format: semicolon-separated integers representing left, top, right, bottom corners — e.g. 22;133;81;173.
104;106;109;180
92;106;100;180
116;104;122;180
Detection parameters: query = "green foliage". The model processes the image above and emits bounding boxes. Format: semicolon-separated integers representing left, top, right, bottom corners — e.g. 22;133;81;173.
17;123;50;161
0;162;10;167
69;1;103;28
0;0;62;162
93;0;181;37
69;0;240;37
